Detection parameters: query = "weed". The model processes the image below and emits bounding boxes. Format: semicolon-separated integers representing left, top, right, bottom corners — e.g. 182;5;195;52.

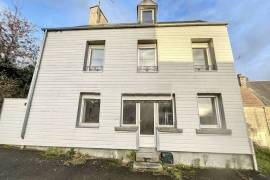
127;150;136;162
255;144;270;175
41;147;66;160
66;148;76;159
163;164;197;180
2;144;14;149
64;152;89;166
105;159;122;168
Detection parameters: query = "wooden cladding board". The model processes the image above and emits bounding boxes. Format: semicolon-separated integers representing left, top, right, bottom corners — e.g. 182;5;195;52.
0;25;251;154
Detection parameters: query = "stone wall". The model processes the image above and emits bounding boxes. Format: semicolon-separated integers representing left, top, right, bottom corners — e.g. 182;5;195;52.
244;107;270;147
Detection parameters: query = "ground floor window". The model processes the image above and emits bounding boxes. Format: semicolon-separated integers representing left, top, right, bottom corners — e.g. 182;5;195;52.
158;100;173;126
197;94;224;128
77;93;100;127
123;100;136;125
121;94;175;127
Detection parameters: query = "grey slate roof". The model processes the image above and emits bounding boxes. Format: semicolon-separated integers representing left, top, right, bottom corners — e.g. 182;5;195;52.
248;81;270;106
42;20;228;31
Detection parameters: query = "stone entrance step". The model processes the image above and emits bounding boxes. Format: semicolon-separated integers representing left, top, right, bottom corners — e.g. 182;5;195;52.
136;148;160;163
133;161;163;171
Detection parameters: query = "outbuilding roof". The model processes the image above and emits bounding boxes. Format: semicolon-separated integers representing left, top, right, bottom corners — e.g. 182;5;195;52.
248;81;270;106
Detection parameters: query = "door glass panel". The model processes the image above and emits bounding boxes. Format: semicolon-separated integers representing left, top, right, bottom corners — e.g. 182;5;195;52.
140;102;154;135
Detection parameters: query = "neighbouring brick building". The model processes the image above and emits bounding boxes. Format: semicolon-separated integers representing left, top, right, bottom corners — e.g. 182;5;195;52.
238;75;270;147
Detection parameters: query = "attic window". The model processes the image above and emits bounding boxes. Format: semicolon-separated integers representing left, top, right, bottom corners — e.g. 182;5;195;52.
142;10;154;23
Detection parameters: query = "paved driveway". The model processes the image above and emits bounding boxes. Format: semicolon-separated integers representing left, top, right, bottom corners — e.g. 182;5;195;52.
0;147;269;180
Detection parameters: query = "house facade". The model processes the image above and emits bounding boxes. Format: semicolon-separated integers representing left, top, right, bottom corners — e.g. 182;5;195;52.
0;0;256;169
239;75;270;147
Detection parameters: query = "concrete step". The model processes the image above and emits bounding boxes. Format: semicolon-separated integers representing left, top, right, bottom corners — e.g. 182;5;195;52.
133;161;163;171
137;148;156;153
136;148;160;162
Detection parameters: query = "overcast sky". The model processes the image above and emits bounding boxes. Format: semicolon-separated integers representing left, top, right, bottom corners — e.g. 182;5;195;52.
1;0;270;80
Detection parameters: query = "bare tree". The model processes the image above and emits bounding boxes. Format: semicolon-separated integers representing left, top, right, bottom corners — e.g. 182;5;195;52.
0;6;39;67
0;6;40;108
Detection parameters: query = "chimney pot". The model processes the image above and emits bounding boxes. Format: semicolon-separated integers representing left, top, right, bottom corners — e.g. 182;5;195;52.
238;74;249;88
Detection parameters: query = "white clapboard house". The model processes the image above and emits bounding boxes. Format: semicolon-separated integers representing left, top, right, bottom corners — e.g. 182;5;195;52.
0;0;256;169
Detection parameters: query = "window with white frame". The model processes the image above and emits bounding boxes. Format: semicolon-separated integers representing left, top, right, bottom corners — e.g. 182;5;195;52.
78;94;100;127
197;94;222;128
84;41;105;72
192;41;217;71
138;42;158;72
142;10;154;23
158;100;174;126
121;95;175;126
122;100;137;125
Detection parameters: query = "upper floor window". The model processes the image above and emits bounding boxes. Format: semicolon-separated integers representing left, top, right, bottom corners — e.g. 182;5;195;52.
192;39;217;71
77;93;100;127
84;41;105;72
138;40;158;72
142;10;154;23
197;94;224;129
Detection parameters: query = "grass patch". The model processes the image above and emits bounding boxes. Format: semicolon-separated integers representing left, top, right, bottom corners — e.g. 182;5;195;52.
41;147;90;166
163;164;197;180
255;144;270;175
2;144;15;149
105;159;122;168
41;147;66;160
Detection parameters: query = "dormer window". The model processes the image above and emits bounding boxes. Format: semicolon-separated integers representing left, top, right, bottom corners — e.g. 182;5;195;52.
142;10;154;23
137;0;157;24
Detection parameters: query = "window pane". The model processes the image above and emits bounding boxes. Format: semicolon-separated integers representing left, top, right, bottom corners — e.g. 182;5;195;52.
142;11;153;23
159;101;173;125
198;97;218;125
193;48;208;67
91;49;104;67
140;102;154;135
123;101;136;124
83;99;100;123
139;48;155;66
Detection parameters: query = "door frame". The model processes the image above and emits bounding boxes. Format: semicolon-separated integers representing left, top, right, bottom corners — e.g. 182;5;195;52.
138;102;157;148
120;94;175;149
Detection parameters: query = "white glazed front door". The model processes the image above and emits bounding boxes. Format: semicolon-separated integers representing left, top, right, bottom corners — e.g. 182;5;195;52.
139;101;156;148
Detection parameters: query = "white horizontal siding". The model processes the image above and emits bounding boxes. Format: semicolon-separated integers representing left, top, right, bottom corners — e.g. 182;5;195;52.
1;25;251;154
0;99;26;145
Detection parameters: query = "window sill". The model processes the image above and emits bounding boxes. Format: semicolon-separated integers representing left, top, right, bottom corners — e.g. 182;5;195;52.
196;128;232;135
194;69;218;72
115;126;138;132
77;123;99;128
83;70;103;73
137;66;158;73
157;127;183;133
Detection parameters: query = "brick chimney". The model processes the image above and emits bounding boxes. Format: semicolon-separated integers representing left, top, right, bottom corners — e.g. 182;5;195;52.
89;6;108;25
238;74;249;88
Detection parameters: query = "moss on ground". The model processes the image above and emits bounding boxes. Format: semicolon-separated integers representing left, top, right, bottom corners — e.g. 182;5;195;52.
255;144;270;175
163;164;197;180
